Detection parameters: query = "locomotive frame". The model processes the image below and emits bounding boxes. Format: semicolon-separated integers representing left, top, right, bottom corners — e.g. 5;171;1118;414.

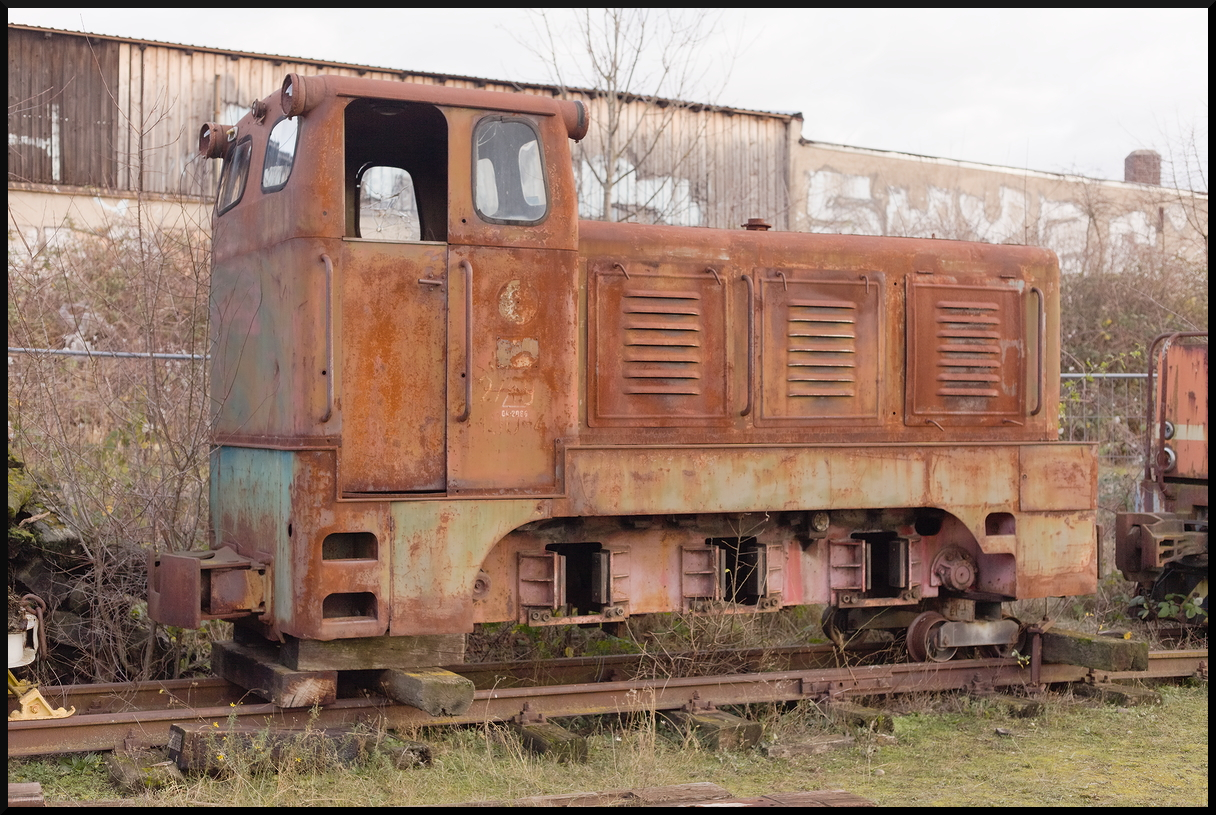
149;74;1098;692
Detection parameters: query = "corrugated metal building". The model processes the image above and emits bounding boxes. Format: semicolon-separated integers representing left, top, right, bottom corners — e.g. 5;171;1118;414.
7;23;798;236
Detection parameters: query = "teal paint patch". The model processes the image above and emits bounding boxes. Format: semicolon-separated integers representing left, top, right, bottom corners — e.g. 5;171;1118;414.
213;446;294;627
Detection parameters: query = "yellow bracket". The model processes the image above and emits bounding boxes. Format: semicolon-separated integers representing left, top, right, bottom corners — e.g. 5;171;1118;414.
8;669;33;696
7;671;75;721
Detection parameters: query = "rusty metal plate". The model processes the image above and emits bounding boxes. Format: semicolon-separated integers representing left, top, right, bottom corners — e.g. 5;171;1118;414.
1015;511;1097;597
756;270;884;424
148;552;205;629
906;279;1026;425
588;261;730;427
210;241;335;445
340;241;448;493
1158;340;1207;480
1019;444;1098;512
209;568;265;617
444;244;577;493
518;551;564;610
681;546;723;604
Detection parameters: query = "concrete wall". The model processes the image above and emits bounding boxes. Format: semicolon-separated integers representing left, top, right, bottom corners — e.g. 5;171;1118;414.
7;183;211;256
792;141;1207;274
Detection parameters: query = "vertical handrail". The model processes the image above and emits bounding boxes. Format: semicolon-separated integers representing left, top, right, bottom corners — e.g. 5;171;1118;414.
456;259;473;423
319;254;335;423
741;274;755;417
1155;334;1176;489
1029;287;1045;417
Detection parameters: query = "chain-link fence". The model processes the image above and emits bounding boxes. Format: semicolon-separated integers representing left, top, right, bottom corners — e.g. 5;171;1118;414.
1059;373;1150;545
1059;373;1149;469
9;352;1152;474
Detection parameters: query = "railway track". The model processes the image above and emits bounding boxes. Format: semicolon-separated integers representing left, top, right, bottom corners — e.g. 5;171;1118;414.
8;646;1206;757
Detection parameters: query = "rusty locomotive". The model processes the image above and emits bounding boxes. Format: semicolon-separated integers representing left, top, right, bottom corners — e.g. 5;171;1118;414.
149;74;1098;700
1115;332;1208;623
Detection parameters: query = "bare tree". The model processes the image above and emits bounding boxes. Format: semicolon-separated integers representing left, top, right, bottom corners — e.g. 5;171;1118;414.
8;79;221;683
1159;111;1208;253
524;8;733;225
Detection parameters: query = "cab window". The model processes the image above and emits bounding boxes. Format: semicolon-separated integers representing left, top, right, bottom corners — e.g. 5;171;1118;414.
262;117;300;191
473;117;548;224
357;165;420;242
216;137;253;215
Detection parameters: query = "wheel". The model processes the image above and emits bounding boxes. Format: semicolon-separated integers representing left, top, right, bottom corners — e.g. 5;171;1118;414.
906;611;957;663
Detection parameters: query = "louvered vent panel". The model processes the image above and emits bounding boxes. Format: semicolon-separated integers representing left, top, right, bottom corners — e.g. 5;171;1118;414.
621;289;703;395
787;298;857;398
906;281;1024;424
934;300;1001;397
589;265;728;426
757;273;882;424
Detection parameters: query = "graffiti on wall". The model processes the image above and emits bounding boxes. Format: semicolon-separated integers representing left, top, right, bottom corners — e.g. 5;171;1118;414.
804;168;1190;274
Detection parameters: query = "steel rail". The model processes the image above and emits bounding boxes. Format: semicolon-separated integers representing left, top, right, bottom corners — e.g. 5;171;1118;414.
8;650;1203;758
1090;649;1207;683
14;677;247;718
22;642;893;715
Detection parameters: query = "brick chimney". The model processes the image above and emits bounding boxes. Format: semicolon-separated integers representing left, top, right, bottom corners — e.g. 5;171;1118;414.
1124;150;1161;185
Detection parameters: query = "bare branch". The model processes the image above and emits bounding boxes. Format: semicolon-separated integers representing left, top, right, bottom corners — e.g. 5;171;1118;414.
522;8;733;224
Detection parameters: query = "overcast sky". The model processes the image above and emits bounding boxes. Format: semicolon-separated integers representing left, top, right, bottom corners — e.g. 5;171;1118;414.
8;8;1208;185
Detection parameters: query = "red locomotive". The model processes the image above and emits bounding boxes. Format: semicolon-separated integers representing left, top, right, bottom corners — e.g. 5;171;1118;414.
1115;332;1208;624
149;75;1098;705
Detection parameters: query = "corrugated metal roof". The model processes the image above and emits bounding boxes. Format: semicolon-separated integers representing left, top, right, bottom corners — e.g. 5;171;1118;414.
7;23;801;121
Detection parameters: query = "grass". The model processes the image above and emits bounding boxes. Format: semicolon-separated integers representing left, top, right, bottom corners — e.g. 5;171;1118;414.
6;752;113;801
813;684;1208;806
8;682;1207;806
